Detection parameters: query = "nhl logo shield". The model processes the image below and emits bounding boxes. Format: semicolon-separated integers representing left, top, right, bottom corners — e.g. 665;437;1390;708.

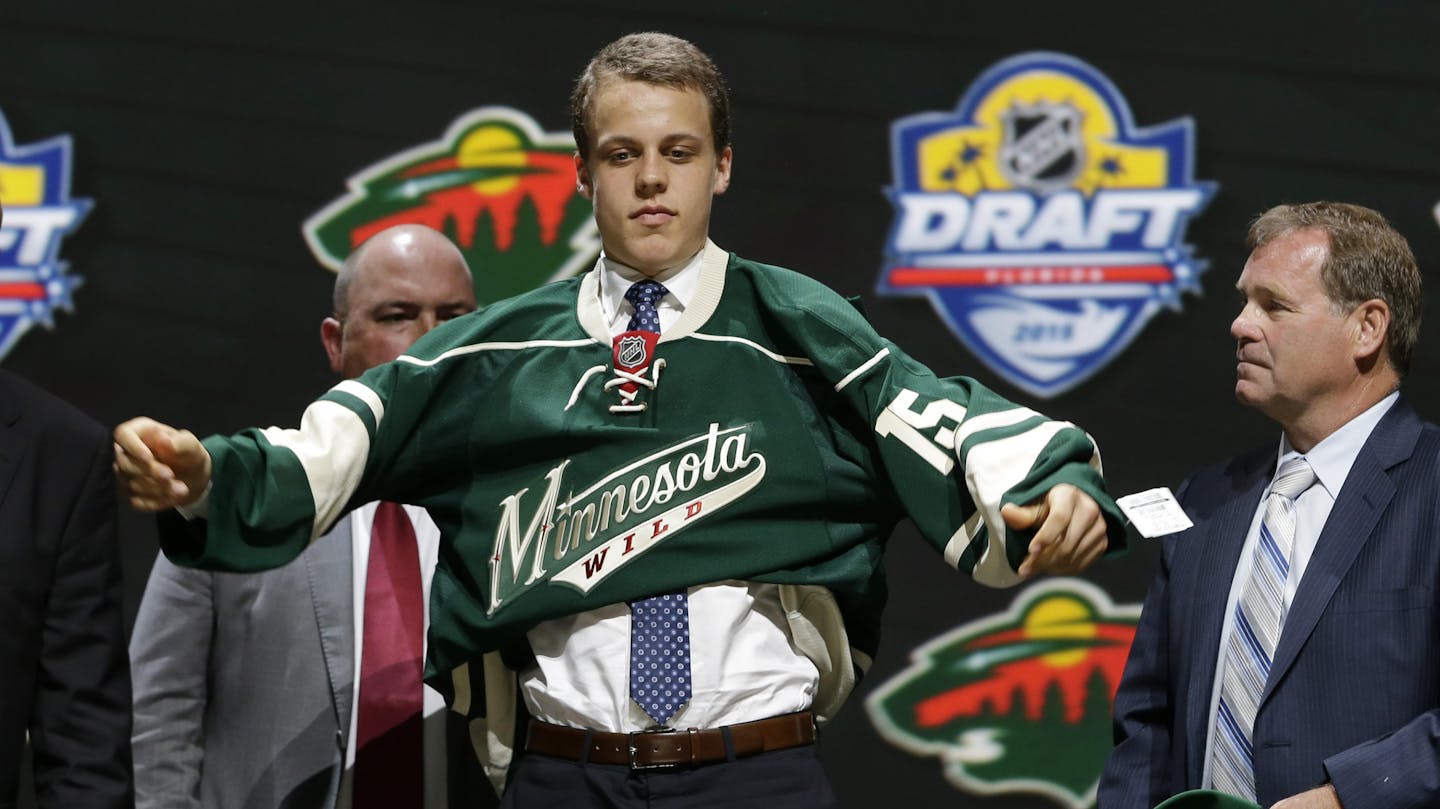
618;334;648;368
610;330;659;397
877;52;1216;398
999;101;1084;190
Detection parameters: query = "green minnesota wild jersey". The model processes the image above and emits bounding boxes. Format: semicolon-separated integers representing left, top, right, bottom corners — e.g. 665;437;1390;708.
164;240;1125;704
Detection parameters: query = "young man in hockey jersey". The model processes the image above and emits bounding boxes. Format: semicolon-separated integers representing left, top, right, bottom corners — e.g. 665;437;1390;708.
115;32;1126;808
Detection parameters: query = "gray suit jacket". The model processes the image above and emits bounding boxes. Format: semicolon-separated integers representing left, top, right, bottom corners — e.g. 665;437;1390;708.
130;516;356;809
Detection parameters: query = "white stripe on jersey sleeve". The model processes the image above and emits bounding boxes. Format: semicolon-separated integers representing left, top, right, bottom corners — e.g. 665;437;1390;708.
948;413;1085;587
834;347;890;392
333;378;385;424
259;398;372;541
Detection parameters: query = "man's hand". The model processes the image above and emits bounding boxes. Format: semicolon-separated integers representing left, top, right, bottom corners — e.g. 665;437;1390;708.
1271;784;1342;809
1002;483;1108;578
113;417;212;512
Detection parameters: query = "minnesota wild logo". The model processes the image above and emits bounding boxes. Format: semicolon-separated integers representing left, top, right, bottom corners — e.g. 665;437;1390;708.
866;580;1139;808
303;107;599;303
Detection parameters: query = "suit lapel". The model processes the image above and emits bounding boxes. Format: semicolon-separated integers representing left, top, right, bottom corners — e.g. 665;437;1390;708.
1262;400;1416;704
305;514;356;744
1182;451;1272;782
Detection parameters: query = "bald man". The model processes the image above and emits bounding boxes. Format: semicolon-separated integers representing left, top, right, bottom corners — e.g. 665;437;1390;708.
129;225;483;809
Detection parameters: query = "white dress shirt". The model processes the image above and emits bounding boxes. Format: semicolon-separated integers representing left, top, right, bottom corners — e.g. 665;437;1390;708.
338;502;449;809
1201;392;1398;787
518;250;821;732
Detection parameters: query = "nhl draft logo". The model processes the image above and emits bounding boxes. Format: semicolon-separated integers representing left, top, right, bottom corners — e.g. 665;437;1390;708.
866;580;1139;808
304;107;600;304
0;108;92;362
878;53;1216;397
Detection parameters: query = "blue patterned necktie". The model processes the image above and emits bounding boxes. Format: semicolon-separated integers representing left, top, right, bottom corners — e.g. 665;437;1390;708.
624;279;667;334
1211;456;1316;800
623;279;691;727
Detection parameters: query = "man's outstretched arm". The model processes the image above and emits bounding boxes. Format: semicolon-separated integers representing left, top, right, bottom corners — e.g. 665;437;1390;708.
113;417;212;512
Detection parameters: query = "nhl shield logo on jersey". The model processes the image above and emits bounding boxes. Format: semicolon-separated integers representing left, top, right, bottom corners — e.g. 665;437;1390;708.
877;53;1216;397
610;330;660;401
866;580;1139;808
303;107;600;304
617;334;649;368
0;108;92;362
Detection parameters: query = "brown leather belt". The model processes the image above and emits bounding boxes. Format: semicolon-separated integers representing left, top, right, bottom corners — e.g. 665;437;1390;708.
524;711;817;769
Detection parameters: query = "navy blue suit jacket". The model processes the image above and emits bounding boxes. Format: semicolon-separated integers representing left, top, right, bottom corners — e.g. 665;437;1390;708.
1101;398;1440;809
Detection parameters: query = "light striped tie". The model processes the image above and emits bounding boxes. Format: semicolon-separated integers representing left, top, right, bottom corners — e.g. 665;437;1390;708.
1211;457;1316;800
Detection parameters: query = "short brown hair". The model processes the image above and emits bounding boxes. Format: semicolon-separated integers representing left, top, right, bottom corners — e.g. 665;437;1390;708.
1248;201;1423;375
570;32;731;162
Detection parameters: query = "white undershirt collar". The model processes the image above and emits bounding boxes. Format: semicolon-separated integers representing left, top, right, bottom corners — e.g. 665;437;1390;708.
597;250;703;333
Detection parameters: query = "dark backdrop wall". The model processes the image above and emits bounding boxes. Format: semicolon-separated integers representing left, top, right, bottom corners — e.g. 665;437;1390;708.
3;2;1439;807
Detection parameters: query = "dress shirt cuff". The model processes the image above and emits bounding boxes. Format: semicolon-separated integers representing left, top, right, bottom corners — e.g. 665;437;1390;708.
174;481;212;520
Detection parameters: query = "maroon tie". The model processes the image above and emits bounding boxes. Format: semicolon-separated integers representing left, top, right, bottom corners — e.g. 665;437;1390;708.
353;502;425;808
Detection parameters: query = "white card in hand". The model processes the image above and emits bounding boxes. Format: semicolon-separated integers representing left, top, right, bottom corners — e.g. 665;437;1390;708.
1117;487;1193;538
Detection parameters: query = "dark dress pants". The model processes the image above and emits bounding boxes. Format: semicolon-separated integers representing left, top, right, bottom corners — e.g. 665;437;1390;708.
498;745;839;808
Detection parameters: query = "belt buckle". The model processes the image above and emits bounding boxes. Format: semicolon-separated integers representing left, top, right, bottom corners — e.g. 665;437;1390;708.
627;727;682;771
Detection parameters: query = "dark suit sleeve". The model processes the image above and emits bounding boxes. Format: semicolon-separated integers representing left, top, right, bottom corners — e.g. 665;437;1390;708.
29;434;133;809
1099;486;1186;809
1316;417;1440;809
129;555;215;809
1323;703;1440;808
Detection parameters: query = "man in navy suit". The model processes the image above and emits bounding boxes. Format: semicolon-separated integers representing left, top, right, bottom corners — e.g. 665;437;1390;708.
1101;201;1439;809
